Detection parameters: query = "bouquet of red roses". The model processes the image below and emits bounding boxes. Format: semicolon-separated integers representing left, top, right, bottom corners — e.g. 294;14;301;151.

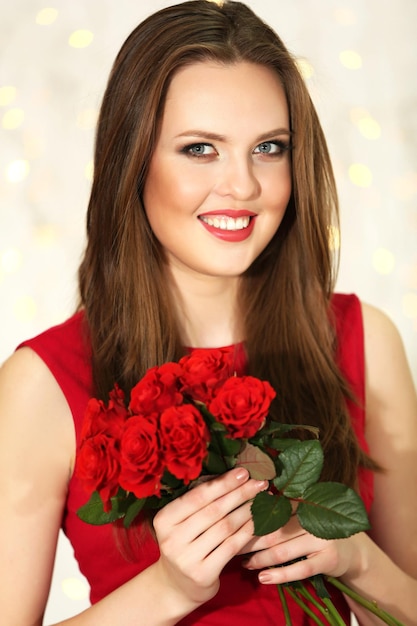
76;349;401;625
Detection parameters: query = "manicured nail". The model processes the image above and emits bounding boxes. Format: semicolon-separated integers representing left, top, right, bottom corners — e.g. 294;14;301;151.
235;468;249;481
258;571;273;584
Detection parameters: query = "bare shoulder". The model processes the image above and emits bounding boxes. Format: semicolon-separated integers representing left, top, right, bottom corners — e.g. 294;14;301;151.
0;346;75;482
361;300;405;355
360;299;417;481
360;300;417;415
360;305;417;574
0;348;76;621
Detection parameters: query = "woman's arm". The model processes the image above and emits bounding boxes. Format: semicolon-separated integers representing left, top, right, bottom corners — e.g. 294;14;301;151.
0;348;74;626
0;348;268;626
241;302;417;625
341;301;417;624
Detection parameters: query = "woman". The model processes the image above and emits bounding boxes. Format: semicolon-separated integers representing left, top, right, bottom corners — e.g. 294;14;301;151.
1;1;416;624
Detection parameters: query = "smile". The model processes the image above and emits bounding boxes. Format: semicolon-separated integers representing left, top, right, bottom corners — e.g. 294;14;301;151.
198;215;251;231
198;213;256;243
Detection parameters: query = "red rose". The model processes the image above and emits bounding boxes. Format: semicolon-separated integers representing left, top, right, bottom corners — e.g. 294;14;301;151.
77;386;127;511
80;385;128;441
76;433;120;511
209;376;276;439
160;404;210;484
179;348;235;403
129;362;183;416
119;415;164;498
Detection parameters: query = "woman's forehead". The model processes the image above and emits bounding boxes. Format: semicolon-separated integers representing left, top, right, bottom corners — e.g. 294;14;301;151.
159;61;289;138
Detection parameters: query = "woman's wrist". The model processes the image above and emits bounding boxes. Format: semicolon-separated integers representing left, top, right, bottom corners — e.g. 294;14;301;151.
143;560;206;625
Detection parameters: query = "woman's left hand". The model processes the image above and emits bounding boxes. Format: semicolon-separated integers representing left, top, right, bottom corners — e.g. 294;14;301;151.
240;514;364;585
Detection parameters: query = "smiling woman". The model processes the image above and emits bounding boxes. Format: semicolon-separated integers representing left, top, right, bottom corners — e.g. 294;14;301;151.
0;1;416;626
142;61;292;287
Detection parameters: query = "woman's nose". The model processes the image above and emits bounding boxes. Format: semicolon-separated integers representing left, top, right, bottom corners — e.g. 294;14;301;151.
214;155;260;201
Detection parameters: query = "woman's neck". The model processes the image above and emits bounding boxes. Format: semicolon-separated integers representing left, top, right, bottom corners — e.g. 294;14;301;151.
169;270;242;348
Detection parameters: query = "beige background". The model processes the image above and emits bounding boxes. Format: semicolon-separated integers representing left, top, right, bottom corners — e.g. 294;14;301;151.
0;0;416;621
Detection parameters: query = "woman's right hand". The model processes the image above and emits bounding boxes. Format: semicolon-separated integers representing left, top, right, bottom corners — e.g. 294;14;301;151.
152;468;268;610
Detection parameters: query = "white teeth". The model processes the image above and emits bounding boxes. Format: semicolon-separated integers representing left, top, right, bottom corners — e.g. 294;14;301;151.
200;215;251;231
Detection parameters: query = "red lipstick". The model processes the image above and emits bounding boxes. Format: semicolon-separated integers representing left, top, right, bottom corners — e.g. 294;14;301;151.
198;210;256;242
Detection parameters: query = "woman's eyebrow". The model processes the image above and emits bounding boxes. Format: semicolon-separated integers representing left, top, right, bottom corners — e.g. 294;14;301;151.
256;128;293;142
175;128;292;142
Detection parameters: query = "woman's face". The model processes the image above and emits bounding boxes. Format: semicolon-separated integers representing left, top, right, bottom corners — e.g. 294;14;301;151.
143;61;292;284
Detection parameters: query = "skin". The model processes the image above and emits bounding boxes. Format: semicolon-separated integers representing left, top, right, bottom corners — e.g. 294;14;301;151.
142;61;292;347
1;61;417;626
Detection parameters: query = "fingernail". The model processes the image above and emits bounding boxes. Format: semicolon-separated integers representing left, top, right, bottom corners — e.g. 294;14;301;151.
255;480;268;490
235;468;249;481
258;571;273;584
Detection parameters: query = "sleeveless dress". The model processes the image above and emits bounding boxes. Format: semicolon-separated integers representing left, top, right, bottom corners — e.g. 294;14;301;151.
19;293;373;625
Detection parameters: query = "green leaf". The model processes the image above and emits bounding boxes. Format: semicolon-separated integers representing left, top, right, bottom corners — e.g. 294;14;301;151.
273;440;323;498
218;436;242;456
76;491;125;525
236;442;276;480
123;497;146;528
297;482;371;539
198;402;218;425
251;491;292;536
161;469;183;489
266;438;306;451
208;422;241;467
310;574;331;599
255;421;320;439
204;450;236;474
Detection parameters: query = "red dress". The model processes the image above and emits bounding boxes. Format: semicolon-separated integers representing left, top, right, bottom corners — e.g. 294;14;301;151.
20;293;373;625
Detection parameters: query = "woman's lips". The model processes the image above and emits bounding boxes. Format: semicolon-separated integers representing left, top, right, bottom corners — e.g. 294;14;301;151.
198;211;256;242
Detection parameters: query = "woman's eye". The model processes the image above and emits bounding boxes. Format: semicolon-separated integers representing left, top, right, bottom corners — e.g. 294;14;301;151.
254;140;289;156
182;143;216;158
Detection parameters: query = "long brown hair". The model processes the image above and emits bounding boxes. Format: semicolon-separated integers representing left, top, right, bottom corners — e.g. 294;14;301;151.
78;0;375;487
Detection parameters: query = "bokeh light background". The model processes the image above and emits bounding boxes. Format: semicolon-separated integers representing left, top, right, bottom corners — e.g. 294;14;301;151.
1;0;416;621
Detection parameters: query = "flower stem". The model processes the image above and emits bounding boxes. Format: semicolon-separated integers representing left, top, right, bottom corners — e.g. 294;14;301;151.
284;586;330;625
304;579;347;626
277;584;293;625
320;597;348;626
325;576;405;626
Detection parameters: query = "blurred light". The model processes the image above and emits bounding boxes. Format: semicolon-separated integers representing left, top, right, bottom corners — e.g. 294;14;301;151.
328;225;340;251
350;109;381;139
357;117;381;140
76;108;98;130
2;107;25;130
402;292;417;319
61;577;89;601
339;50;362;70
348;163;372;187
69;30;94;48
14;296;37;322
35;224;59;248
85;159;94;181
372;248;395;275
6;159;30;183
295;58;314;80
0;85;17;106
35;8;58;25
1;247;23;274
